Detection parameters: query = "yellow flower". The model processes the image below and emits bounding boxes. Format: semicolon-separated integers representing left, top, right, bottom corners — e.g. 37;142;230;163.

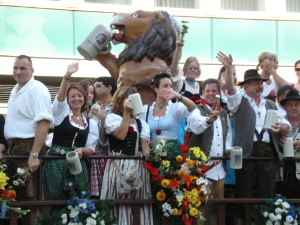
190;197;197;204
161;160;170;168
186;160;194;169
178;169;187;178
176;155;183;162
191;188;198;196
161;179;170;188
156;191;166;201
172;208;179;215
195;199;202;207
0;171;9;189
189;207;198;216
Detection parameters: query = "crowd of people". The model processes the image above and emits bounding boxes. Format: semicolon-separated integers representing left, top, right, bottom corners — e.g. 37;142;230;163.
1;49;300;225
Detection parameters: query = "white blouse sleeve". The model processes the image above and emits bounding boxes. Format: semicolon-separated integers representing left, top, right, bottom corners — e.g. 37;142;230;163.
84;119;99;152
173;102;192;121
140;119;150;141
105;114;122;134
52;95;70;126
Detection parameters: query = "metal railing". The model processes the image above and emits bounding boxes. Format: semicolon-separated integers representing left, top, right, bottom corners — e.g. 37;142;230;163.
3;155;300;225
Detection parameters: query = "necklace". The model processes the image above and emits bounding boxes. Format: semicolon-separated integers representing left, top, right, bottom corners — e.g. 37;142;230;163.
73;114;82;120
156;102;167;109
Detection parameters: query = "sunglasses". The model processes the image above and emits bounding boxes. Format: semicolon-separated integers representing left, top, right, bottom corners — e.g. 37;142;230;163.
187;66;199;70
94;84;107;88
295;68;300;72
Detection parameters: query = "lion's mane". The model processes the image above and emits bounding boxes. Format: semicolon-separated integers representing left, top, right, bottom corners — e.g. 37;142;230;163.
118;10;180;67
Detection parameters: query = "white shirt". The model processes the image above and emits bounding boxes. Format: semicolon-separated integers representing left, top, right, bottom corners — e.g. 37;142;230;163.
262;78;279;98
277;106;286;118
52;97;98;152
226;87;291;142
105;113;150;141
5;78;54;139
187;107;232;181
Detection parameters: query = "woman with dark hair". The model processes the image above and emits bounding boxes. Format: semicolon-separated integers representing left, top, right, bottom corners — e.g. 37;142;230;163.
140;73;195;225
78;79;95;117
100;86;152;225
140;73;196;143
43;62;98;201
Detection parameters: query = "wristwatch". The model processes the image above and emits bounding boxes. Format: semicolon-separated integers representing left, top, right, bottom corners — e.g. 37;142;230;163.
30;152;39;158
206;118;213;125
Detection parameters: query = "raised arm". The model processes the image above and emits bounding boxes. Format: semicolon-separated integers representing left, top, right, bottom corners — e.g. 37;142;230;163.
261;59;287;87
57;62;79;102
169;36;183;77
111;99;133;140
216;51;236;95
157;89;196;112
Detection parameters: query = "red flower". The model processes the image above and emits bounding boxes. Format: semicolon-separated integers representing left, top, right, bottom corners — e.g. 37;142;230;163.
180;144;189;153
144;162;152;170
156;129;161;135
189;96;196;102
128;126;134;133
2;190;9;197
150;167;159;176
182;214;192;225
184;134;190;141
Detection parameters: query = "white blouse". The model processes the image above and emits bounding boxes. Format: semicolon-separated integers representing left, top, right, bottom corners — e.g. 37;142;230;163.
105;113;150;141
52;96;99;152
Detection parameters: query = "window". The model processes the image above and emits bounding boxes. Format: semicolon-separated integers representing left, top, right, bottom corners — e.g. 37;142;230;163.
221;0;265;11
154;0;199;9
85;0;131;4
286;0;300;13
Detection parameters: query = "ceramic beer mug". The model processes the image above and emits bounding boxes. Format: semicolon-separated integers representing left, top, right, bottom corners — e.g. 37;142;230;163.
66;151;82;175
128;93;144;116
283;137;296;157
77;24;112;60
263;109;282;130
230;146;243;169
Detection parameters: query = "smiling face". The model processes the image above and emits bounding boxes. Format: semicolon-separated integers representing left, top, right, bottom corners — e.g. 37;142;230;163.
284;100;300;120
244;80;264;99
202;83;220;106
185;61;200;80
67;88;85;112
13;58;34;88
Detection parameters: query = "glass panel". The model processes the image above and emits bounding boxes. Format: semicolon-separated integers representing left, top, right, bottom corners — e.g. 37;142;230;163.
85;0;131;4
154;0;199;9
286;0;300;13
221;0;265;11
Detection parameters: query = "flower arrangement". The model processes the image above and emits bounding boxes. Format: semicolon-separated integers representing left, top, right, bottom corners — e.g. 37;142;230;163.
251;194;300;225
0;160;31;218
144;134;218;225
35;178;116;225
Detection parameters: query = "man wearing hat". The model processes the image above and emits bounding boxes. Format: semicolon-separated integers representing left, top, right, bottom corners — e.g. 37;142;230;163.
280;89;300;198
217;51;290;223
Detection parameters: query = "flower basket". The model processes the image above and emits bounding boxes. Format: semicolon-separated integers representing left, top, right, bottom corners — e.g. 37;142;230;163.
251;194;300;225
144;134;219;225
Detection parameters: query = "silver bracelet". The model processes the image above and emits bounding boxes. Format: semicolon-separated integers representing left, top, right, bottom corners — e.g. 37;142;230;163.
178;95;183;102
269;69;276;73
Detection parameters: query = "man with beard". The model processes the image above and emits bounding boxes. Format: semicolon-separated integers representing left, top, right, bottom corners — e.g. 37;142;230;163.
217;51;290;224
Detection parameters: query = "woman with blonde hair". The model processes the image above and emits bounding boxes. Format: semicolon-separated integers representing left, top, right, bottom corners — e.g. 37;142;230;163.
169;36;202;101
257;51;287;102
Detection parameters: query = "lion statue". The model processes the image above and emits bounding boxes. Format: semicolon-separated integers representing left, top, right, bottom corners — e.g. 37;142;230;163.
95;10;180;105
